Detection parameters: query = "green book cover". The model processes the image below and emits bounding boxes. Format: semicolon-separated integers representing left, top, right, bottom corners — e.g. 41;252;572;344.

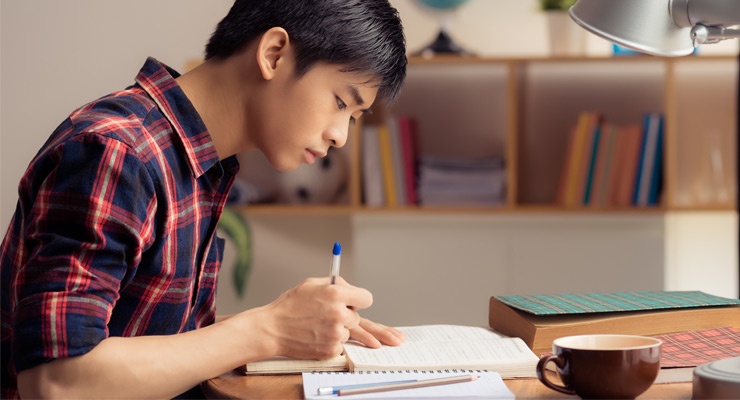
495;291;740;316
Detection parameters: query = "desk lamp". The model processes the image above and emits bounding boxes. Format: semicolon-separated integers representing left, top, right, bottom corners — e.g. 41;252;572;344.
569;1;740;397
569;0;740;57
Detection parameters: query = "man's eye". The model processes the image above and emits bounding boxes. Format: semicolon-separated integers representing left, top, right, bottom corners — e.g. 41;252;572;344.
336;97;347;110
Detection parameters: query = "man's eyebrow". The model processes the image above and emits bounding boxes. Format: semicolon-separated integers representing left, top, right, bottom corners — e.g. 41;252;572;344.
348;85;372;115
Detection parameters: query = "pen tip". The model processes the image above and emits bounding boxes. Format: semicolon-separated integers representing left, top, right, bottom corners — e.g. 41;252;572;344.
333;242;341;256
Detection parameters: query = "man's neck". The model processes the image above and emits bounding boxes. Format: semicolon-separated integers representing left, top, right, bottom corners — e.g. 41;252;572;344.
176;57;254;160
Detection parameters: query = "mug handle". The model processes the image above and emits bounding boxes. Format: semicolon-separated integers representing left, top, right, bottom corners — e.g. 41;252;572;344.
536;354;577;396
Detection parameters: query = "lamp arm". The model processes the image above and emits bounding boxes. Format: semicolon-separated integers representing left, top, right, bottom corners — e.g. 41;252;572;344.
671;0;740;28
691;24;740;46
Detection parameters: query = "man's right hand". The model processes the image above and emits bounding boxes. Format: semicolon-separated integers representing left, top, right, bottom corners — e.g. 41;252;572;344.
252;276;373;360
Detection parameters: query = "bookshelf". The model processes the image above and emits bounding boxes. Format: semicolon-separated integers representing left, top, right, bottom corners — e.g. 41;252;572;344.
236;54;737;214
216;55;738;326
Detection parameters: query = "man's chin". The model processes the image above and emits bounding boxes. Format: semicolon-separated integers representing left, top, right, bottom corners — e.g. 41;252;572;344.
271;159;300;173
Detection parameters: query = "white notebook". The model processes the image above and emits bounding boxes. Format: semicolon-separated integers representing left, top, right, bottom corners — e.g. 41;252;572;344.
302;370;515;399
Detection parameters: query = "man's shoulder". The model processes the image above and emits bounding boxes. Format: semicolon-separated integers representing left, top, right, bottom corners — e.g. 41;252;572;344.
66;87;170;153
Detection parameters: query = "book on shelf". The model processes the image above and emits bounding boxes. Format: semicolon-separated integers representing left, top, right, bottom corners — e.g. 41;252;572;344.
488;290;740;356
361;124;385;207
556;112;665;208
633;113;664;206
557;112;601;207
611;123;643;207
653;326;740;384
581;115;603;205
399;116;419;205
377;122;398;207
587;123;618;207
361;115;420;208
386;115;408;206
245;325;539;379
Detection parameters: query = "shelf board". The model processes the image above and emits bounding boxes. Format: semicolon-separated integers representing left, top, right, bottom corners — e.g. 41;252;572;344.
407;54;737;65
230;204;732;216
234;204;356;216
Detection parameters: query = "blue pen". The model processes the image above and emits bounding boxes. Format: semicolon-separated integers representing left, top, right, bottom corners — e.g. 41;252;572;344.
317;379;416;396
330;242;341;284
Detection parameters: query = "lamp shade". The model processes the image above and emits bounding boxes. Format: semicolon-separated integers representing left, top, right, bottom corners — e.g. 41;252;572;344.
569;0;695;57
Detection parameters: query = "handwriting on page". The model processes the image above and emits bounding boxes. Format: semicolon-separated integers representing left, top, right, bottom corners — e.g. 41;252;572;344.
400;325;508;342
344;325;532;369
346;339;530;366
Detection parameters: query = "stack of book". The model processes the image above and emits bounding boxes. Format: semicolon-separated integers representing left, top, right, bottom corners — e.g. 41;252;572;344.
556;112;663;207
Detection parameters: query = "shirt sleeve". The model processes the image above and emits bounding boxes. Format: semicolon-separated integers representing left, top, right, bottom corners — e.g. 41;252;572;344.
12;132;157;373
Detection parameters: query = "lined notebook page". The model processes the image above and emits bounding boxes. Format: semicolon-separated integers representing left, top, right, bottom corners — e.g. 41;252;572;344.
343;325;538;378
302;370;514;399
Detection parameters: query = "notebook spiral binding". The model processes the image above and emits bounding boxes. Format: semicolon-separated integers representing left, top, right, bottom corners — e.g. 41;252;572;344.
311;369;489;374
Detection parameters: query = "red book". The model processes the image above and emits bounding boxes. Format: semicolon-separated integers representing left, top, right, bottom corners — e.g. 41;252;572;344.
399;116;419;205
611;124;643;207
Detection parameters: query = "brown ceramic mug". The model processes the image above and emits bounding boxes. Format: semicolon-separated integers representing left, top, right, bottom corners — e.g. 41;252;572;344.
536;334;662;399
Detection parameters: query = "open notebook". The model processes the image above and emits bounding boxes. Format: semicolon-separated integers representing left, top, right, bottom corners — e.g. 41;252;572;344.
302;370;515;399
245;325;538;379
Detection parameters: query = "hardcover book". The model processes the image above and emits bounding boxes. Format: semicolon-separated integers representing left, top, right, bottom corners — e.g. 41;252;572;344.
488;291;740;355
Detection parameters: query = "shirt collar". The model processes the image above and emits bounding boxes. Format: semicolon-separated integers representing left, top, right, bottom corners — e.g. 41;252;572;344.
134;57;225;178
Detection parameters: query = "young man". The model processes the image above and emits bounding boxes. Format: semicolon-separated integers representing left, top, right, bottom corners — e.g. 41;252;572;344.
0;0;407;398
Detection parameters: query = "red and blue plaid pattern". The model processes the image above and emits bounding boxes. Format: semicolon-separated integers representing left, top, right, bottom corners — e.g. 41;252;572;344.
657;326;740;368
0;57;239;398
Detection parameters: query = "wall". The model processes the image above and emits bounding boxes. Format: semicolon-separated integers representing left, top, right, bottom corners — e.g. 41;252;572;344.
2;1;738;327
1;0;233;229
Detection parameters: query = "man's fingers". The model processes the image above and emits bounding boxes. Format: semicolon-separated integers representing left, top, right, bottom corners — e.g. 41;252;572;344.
359;318;405;346
326;282;373;311
341;307;362;330
348;325;382;348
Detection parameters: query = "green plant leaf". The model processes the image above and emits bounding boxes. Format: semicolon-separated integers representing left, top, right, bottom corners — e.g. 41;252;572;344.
217;208;252;298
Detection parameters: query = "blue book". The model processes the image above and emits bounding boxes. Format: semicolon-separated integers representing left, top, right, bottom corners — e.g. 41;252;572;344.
632;114;661;206
582;121;602;205
647;116;664;205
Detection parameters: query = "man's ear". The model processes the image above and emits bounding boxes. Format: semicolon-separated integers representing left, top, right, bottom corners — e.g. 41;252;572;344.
256;27;290;81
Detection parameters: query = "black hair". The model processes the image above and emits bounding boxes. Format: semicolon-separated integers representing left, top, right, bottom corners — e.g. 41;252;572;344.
205;0;407;103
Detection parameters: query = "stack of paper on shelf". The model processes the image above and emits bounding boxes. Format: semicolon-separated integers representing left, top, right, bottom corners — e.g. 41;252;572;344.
245;325;538;379
488;290;740;356
417;157;505;206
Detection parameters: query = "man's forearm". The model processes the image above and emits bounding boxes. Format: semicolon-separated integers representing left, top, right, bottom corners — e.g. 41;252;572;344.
17;307;273;399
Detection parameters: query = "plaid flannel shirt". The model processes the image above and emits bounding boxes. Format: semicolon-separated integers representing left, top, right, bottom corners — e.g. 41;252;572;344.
0;57;239;398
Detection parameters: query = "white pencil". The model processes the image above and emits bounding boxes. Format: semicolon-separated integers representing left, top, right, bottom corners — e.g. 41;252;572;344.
337;374;478;396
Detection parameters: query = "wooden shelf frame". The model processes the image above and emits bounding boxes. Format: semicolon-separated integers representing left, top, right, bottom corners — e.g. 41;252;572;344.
235;55;738;215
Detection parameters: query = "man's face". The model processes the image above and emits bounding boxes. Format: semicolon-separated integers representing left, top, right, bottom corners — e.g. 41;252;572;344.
252;61;379;172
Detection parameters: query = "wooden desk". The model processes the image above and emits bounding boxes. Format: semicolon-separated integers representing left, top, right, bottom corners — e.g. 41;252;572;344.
202;370;693;399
